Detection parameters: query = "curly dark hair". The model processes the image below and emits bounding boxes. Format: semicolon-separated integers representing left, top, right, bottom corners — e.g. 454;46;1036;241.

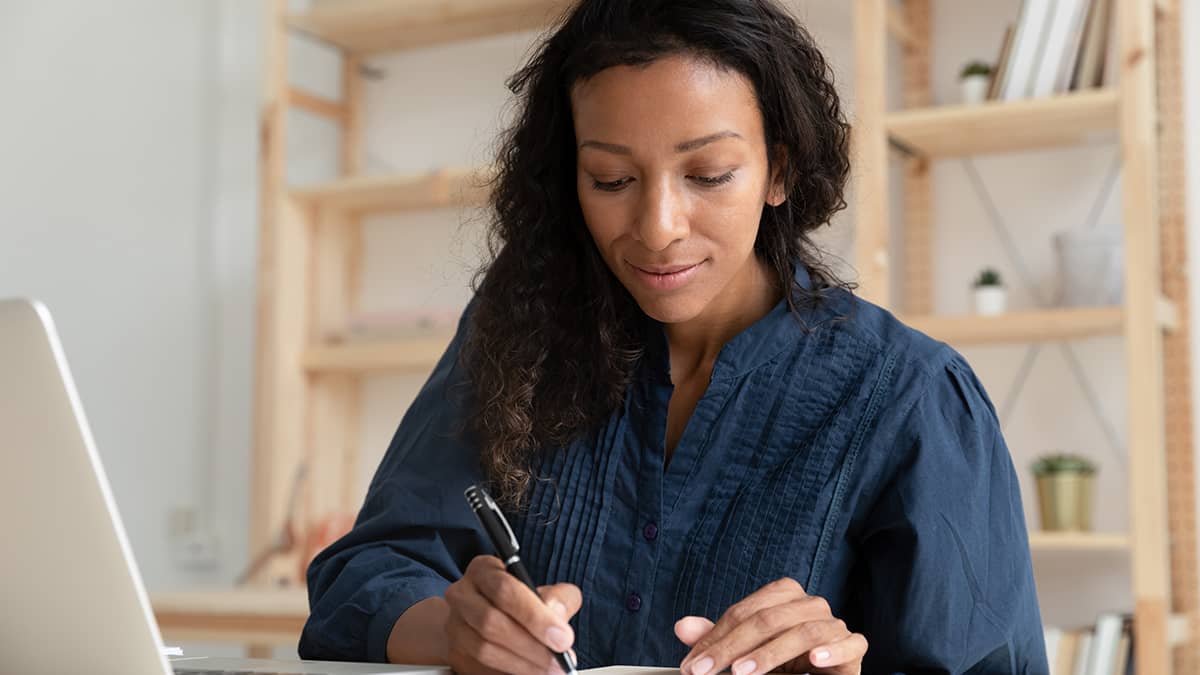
463;0;852;507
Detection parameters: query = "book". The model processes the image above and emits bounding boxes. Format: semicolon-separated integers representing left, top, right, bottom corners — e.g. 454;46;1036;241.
1055;630;1081;675
988;24;1016;100
1045;626;1063;668
1086;612;1124;675
1071;0;1112;89
1002;0;1057;101
1072;630;1093;675
1053;0;1093;92
1112;631;1130;675
1031;0;1089;98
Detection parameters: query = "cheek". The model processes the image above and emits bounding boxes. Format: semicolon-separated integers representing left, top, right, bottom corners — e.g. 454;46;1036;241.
702;188;765;244
578;194;628;246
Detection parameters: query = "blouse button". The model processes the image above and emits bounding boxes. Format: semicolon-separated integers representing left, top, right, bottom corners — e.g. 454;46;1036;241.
625;593;642;612
642;522;658;541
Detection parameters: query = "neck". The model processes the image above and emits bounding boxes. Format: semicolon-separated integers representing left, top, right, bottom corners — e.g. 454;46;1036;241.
665;257;782;379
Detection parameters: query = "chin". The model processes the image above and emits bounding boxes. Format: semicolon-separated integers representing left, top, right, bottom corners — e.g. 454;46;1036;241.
631;294;706;325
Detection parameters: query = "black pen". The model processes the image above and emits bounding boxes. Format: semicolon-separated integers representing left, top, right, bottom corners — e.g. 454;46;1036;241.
464;484;579;675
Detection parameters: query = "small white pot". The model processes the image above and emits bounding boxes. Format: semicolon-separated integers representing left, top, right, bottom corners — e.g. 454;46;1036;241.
973;286;1007;315
960;75;990;105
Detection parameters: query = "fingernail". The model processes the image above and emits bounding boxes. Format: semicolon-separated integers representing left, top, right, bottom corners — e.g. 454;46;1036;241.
733;660;757;675
691;655;714;675
546;625;571;652
813;649;831;664
550;600;567;617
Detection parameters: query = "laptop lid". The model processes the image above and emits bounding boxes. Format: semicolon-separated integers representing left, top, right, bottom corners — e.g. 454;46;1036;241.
0;298;173;675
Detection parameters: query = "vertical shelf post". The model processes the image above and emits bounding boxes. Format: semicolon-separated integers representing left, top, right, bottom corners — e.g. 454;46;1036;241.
250;0;314;588
1118;0;1171;671
853;0;891;308
899;0;932;314
1155;1;1200;671
304;50;370;556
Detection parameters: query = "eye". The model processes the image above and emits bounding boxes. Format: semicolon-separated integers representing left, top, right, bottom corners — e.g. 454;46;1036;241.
591;177;633;192
689;170;736;187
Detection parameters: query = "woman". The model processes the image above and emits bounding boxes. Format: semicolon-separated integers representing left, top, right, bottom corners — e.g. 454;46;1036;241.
299;1;1048;673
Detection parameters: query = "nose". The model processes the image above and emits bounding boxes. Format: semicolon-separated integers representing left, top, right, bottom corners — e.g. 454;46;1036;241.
633;176;689;252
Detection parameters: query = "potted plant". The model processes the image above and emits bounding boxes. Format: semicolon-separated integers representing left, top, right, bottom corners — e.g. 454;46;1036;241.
1032;453;1097;532
972;268;1007;315
959;60;993;104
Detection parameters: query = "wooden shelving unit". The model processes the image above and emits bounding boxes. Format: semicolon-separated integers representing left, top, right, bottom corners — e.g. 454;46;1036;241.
855;0;1197;672
149;0;580;656
245;0;578;600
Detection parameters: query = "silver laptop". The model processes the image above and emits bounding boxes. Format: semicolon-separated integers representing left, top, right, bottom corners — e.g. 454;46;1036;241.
0;298;451;675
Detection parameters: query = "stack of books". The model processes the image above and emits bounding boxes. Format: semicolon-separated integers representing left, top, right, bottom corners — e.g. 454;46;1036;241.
987;0;1115;102
1043;612;1133;675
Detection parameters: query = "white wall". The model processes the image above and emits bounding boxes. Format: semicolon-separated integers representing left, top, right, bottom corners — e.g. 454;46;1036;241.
0;1;230;589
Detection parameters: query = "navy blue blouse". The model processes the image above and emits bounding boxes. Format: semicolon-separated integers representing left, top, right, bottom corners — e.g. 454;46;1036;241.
299;265;1049;674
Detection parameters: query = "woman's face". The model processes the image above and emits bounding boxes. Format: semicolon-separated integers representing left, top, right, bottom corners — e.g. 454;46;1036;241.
571;53;786;327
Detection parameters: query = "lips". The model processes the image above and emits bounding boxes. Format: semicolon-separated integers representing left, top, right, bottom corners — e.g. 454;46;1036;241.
631;262;702;275
627;259;706;291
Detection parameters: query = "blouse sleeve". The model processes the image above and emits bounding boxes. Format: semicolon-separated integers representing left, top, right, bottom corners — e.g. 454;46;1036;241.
853;355;1049;674
298;302;487;663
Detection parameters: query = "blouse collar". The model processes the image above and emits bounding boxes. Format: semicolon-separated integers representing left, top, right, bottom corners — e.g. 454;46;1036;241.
642;262;818;385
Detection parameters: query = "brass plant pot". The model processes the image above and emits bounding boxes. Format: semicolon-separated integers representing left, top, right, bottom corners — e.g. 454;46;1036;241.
1036;472;1094;532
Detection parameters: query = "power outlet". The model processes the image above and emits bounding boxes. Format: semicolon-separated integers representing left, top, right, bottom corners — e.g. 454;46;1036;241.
168;506;220;570
171;531;221;570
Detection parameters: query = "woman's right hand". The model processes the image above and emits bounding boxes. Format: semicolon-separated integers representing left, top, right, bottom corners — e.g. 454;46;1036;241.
443;554;582;675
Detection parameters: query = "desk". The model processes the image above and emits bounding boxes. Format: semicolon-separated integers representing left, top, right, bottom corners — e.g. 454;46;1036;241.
152;588;309;653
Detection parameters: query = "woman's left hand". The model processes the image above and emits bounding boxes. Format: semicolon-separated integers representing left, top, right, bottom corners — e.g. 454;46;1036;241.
675;578;867;675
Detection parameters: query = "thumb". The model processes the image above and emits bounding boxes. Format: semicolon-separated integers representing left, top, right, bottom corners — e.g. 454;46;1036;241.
537;583;583;619
674;616;715;646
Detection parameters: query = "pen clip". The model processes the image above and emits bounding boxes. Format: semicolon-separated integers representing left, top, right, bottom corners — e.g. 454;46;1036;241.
480;488;520;553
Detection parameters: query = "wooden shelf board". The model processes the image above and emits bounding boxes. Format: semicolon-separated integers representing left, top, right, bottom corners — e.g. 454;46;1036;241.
887;88;1119;158
151;588;308;646
1028;531;1130;552
151;588;309;616
903;306;1123;346
287;0;572;54
303;335;454;373
290;167;493;215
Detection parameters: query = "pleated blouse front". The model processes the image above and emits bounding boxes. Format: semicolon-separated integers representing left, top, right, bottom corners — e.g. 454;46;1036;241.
299;265;1048;674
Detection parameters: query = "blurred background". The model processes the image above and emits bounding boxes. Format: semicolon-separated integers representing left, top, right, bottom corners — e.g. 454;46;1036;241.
1;0;1198;669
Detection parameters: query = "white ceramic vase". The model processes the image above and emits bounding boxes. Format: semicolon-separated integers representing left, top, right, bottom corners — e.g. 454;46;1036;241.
960;75;990;105
973;286;1007;315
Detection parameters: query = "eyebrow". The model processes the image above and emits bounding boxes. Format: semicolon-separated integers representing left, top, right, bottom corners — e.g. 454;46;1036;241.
578;130;744;155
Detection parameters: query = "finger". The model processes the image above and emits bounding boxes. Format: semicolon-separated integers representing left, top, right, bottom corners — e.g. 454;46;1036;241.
447;617;548;675
804;631;869;671
473;559;575;654
674;616;715;646
452;578;562;671
538;582;583;619
682;578;806;669
683;597;833;675
728;620;861;675
446;648;507;675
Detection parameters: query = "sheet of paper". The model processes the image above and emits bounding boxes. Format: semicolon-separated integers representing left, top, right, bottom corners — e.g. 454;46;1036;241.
583;662;681;667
